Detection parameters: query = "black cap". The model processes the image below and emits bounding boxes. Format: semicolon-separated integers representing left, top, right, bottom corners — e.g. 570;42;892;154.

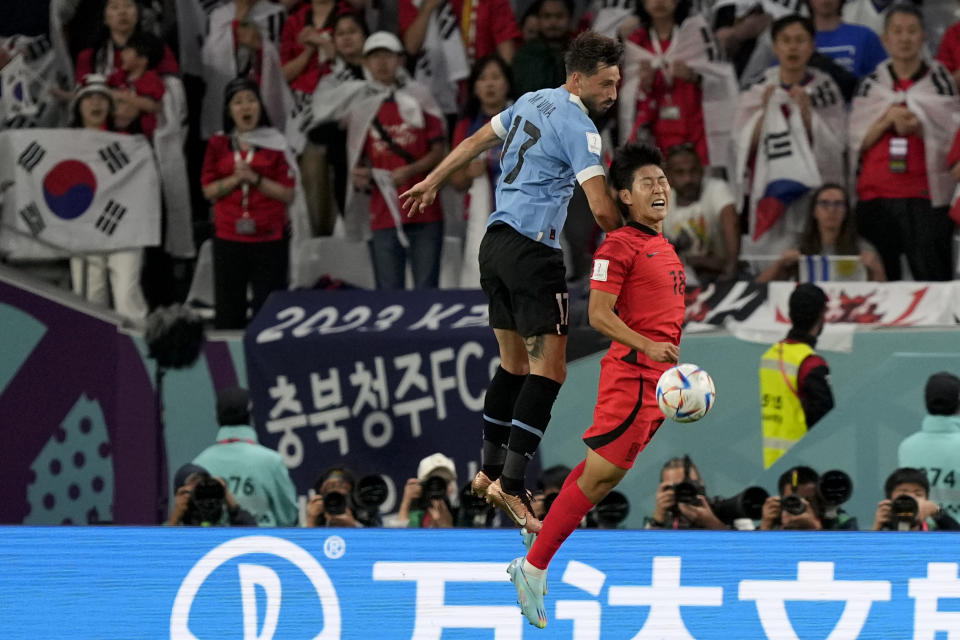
789;283;828;332
925;372;960;415
216;386;251;425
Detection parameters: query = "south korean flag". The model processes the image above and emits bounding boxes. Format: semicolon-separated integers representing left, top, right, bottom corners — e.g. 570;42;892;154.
0;129;161;259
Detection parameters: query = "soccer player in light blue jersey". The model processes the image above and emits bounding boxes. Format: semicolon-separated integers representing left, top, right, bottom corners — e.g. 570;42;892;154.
402;32;624;533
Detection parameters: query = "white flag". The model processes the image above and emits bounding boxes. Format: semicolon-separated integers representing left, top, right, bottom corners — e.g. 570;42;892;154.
0;129;161;259
0;53;38;125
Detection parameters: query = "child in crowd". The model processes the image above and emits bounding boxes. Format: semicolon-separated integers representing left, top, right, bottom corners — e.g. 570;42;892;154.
108;31;165;140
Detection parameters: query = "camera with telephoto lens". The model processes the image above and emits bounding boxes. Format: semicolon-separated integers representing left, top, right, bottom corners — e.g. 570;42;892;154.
710;486;770;524
460;481;492;526
889;495;919;531
818;469;853;522
186;476;226;525
587;491;630;528
322;490;348;516
417;475;451;512
671;455;705;509
352;475;388;526
781;494;807;516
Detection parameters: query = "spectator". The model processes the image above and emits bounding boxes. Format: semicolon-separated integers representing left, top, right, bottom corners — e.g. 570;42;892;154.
711;0;776;83
397;0;472;125
759;283;834;468
201;78;295;329
811;0;887;79
512;0;574;96
305;467;365;527
200;0;287;140
192;386;300;526
936;14;960;87
620;0;709;165
345;32;446;290
281;1;352;237
531;464;572;521
662;143;740;285
68;74;149;320
396;453;461;528
734;15;846;259
756;183;886;282
399;0;520;65
646;456;727;529
849;4;959;282
760;465;858;530
449;55;513;288
519;6;541;43
308;10;369;230
898;372;960;519
872;467;960;530
107;31;165;141
842;0;918;37
166;463;258;526
75;0;179;81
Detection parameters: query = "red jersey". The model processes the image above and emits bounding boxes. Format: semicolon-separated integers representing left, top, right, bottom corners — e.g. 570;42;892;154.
857;70;929;201
108;69;165;140
201;134;296;242
628;28;708;166
398;0;520;62
364;98;445;230
590;221;685;374
280;3;335;93
75;43;179;81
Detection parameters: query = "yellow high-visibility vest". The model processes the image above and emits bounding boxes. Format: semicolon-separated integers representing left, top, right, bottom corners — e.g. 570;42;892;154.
759;340;815;469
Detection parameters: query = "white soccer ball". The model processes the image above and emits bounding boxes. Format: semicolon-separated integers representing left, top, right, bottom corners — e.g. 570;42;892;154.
656;364;716;423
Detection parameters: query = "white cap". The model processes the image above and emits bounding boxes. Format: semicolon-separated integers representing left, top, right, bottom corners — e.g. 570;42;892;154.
363;31;404;56
417;452;457;483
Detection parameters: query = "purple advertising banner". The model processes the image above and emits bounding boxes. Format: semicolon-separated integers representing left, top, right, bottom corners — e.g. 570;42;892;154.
244;289;521;515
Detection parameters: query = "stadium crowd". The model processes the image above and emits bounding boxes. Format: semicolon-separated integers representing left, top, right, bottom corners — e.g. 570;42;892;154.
1;0;959;327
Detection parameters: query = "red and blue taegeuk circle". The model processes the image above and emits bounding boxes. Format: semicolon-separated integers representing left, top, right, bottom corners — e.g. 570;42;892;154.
42;160;97;220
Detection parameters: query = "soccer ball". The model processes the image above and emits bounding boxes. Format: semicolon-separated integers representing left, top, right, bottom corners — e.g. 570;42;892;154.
656;364;716;423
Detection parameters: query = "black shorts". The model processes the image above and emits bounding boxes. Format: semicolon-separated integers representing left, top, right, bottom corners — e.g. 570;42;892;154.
478;223;569;337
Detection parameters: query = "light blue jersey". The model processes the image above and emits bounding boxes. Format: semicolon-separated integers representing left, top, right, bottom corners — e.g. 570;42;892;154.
489;87;605;249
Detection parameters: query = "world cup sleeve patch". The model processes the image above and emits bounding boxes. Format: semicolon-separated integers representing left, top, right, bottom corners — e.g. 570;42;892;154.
591;258;609;281
586;132;602;156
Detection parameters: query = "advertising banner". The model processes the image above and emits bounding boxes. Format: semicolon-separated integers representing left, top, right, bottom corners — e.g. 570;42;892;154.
244;290;512;513
4;527;960;639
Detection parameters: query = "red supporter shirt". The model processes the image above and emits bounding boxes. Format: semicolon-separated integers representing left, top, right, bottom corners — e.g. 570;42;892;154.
398;0;520;62
937;22;960;72
857;70;929;201
628;28;708;165
201;134;295;242
75;43;179;81
364;98;445;230
280;3;335;93
108;69;165;140
590;221;686;375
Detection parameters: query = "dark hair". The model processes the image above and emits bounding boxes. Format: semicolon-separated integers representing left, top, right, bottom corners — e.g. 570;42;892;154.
660;456;702;482
564;31;623;77
884;2;924;30
610;142;663;192
314;467;357;494
92;0;144;74
332;10;369;38
788;282;828;332
665;142;701;164
538;464;573;492
804;0;844;17
885;467;929;499
539;0;575;16
636;0;692;29
462;55;514;120
122;30;164;69
798;183;859;255
771;14;815;40
778;465;819;495
222;77;271;133
925;372;960;415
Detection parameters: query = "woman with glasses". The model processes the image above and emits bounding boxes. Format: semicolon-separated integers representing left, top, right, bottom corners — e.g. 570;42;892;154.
756;183;885;282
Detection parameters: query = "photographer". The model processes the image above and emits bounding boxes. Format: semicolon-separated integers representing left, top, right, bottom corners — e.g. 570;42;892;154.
531;465;572;522
646;457;726;530
166;464;256;526
873;468;960;532
305;468;364;528
396;453;461;528
761;466;858;530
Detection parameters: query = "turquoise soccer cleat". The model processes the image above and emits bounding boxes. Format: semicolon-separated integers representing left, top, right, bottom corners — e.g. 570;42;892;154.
507;557;547;629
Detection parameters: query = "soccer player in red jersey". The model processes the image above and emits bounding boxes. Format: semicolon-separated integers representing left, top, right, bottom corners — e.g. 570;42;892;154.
508;143;684;629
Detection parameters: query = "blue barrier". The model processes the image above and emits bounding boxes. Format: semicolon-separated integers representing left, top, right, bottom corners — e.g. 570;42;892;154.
3;527;960;638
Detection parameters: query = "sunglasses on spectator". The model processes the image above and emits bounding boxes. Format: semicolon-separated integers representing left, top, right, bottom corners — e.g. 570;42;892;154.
815;199;846;210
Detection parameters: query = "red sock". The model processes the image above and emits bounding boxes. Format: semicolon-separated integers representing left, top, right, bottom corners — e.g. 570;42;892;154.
527;463;594;570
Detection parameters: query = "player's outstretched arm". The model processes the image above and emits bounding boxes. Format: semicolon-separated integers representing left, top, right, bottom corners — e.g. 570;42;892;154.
401;121;502;216
588;289;678;363
581;175;623;232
